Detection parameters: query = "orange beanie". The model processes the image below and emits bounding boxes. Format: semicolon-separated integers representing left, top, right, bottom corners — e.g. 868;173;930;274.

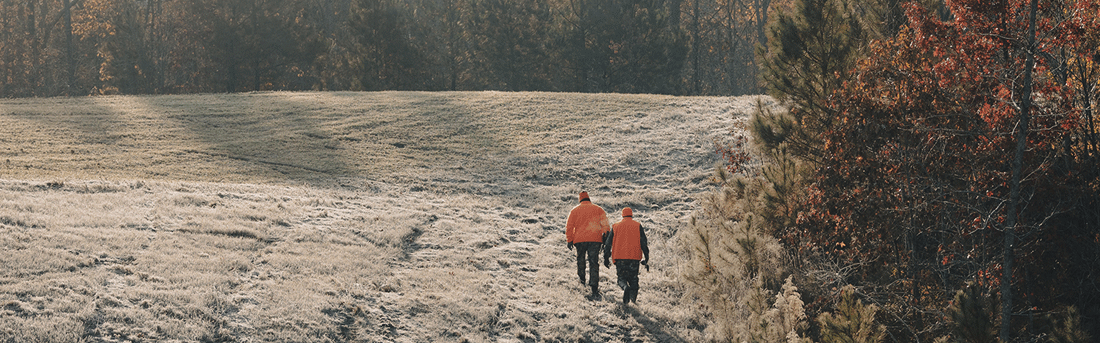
622;207;632;217
579;191;590;202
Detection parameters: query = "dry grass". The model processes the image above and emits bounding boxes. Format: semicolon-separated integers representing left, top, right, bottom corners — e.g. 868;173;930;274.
0;91;758;342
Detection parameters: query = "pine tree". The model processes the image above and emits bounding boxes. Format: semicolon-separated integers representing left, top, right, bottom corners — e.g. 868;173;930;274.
756;277;813;343
946;284;997;343
756;0;865;161
816;285;886;343
1048;307;1092;343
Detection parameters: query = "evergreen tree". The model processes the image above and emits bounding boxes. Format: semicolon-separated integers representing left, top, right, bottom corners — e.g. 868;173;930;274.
946;284;997;343
680;99;799;342
1048;307;1092;343
816;285;887;343
755;0;865;161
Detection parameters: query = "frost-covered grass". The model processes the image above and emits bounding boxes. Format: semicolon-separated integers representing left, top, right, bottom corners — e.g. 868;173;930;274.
0;91;758;342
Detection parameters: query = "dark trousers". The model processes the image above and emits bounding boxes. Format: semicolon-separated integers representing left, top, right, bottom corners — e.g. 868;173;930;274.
615;260;640;303
574;242;602;291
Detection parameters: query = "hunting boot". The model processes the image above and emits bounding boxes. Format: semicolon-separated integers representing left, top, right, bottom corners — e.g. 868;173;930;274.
588;285;600;300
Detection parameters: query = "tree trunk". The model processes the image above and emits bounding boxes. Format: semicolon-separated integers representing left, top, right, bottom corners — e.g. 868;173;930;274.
148;0;165;93
63;0;74;95
1000;0;1038;341
250;0;260;91
755;0;769;52
690;0;700;94
1084;79;1097;156
26;0;35;40
669;0;681;32
24;0;37;95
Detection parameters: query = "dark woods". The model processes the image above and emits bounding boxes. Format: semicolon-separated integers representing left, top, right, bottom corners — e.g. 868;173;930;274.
691;0;1100;342
0;0;772;97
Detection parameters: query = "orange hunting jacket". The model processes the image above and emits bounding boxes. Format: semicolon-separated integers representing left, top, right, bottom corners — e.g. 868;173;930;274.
605;217;649;262
566;201;610;243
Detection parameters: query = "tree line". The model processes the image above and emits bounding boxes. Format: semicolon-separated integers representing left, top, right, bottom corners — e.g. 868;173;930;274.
684;0;1100;342
0;0;776;97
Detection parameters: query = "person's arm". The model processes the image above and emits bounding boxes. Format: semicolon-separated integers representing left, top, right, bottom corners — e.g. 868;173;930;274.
565;212;575;249
640;225;650;270
603;229;614;267
599;210;611;235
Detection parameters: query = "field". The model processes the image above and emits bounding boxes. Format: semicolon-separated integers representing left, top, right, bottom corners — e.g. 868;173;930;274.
0;91;756;342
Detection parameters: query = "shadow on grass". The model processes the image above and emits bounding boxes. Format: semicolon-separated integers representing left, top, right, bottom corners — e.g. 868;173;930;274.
623;305;686;342
162;93;352;183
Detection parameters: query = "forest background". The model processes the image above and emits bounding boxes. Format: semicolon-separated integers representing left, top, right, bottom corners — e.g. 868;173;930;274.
0;0;772;97
686;0;1100;342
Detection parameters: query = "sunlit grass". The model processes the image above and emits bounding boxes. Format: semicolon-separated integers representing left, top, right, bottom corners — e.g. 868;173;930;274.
0;91;757;342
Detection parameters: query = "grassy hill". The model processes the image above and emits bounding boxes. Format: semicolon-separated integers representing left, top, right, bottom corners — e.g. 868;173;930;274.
0;91;757;342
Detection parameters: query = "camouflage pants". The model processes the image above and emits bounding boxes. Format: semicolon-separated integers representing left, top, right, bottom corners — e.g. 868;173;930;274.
574;242;602;291
614;260;640;303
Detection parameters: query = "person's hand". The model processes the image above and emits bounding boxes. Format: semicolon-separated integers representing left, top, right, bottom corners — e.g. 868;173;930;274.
641;259;649;272
567;242;573;250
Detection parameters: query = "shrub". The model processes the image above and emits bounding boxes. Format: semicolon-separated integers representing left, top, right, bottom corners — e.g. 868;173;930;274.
680;99;809;342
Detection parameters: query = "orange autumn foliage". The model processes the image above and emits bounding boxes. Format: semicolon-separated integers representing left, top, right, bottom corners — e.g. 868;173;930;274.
776;0;1100;341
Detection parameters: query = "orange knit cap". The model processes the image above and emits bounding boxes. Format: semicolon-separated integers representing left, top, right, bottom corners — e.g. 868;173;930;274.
579;191;590;202
622;207;632;217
